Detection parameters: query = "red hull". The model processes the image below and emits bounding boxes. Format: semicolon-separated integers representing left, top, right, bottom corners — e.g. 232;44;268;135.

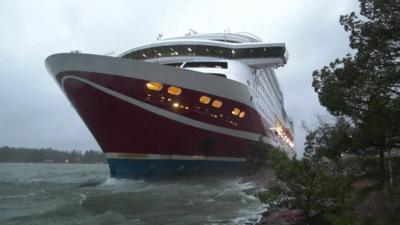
61;72;272;158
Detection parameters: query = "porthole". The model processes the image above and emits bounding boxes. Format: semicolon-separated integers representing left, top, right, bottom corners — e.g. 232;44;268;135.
146;82;163;91
211;100;223;108
232;108;240;116
168;86;182;96
199;96;211;104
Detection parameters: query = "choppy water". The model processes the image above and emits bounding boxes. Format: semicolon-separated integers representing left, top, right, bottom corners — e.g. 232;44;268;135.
0;163;265;225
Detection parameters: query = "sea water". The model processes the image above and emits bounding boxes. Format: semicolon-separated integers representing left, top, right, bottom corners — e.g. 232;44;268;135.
0;163;265;225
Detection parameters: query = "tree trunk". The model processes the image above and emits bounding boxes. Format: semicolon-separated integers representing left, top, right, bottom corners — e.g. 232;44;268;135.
379;149;385;173
334;157;343;175
305;195;311;224
388;149;393;188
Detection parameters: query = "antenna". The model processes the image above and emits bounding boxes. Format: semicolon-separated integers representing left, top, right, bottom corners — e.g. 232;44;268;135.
189;29;198;34
186;29;198;36
157;33;163;40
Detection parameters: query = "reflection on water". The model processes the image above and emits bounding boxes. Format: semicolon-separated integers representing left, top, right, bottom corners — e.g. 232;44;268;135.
0;163;264;225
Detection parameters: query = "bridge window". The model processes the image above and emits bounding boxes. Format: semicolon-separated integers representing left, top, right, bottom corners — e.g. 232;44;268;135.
164;62;183;67
208;73;227;78
184;62;227;69
122;45;285;61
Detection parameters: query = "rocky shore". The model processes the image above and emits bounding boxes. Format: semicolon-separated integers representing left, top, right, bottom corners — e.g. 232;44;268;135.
241;168;307;225
242;167;400;225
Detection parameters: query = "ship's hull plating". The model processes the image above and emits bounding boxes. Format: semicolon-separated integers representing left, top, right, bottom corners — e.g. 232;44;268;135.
46;53;275;178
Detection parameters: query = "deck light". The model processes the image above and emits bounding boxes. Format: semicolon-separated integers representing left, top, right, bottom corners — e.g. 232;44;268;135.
239;111;246;118
188;47;192;52
232;49;235;54
173;102;179;108
142;53;147;57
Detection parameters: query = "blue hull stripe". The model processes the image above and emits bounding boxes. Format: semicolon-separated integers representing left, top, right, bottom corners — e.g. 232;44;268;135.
107;158;248;178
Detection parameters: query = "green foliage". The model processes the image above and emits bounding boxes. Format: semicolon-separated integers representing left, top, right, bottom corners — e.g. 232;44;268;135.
247;142;272;169
256;144;353;221
312;0;400;191
258;1;400;224
312;0;400;152
280;157;352;219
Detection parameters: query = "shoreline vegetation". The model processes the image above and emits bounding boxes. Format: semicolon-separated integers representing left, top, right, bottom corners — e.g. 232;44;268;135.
0;146;106;164
253;0;400;224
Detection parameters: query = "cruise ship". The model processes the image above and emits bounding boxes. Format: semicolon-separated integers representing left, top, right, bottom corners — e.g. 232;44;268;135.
45;32;295;178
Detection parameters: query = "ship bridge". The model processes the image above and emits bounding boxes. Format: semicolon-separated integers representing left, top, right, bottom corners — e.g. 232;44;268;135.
120;33;288;69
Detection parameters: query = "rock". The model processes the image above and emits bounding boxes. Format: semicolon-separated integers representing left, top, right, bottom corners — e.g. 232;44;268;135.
255;208;307;225
240;168;277;191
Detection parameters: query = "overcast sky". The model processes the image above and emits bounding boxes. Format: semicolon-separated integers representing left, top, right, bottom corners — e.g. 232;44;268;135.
0;0;359;155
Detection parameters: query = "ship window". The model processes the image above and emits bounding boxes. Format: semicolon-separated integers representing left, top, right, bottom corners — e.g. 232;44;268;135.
211;100;223;108
146;82;163;91
239;111;246;118
165;62;182;68
184;62;227;69
199;96;211;104
212;39;241;43
168;86;182;96
208;73;227;78
232;108;240;116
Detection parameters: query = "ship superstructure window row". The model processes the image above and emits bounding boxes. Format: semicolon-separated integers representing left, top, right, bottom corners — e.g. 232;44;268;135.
122;45;284;61
163;61;228;78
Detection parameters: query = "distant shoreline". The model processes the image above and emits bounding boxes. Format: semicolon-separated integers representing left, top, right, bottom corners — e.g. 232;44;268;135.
0;146;107;164
0;162;106;164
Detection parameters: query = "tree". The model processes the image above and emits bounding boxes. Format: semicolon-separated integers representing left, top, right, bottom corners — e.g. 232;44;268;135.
258;145;352;223
304;117;356;174
312;0;400;179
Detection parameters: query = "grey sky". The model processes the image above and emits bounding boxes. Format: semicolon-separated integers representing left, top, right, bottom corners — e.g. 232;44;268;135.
0;0;359;155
